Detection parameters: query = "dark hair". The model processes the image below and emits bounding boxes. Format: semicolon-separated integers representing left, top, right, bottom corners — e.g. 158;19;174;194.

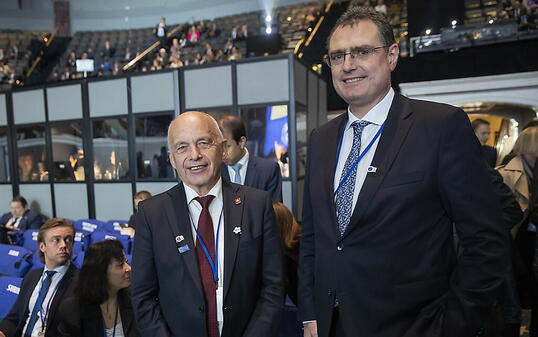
11;195;28;208
76;240;125;304
37;218;75;263
218;114;246;143
134;190;152;201
471;118;490;131
327;6;396;51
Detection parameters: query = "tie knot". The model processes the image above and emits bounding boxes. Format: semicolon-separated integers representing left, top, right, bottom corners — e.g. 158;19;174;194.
195;195;215;209
45;270;56;280
351;120;370;133
231;163;242;172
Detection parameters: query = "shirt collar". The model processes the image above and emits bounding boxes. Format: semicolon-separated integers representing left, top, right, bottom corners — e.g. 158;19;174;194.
346;87;394;129
184;177;223;204
237;148;249;167
44;261;70;276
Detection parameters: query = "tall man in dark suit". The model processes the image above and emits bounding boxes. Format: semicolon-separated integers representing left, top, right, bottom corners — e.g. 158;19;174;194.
218;114;283;202
0;196;43;243
298;7;509;337
0;218;78;337
131;111;285;337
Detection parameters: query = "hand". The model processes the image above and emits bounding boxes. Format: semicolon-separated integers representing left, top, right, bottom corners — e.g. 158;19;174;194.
303;321;318;337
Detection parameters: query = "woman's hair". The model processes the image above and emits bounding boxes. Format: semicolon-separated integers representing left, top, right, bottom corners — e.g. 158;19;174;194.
272;202;301;251
512;126;538;156
76;239;125;304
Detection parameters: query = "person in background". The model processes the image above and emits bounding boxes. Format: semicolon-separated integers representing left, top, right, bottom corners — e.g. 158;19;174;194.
498;126;538;337
0;218;78;337
153;17;168;48
58;240;139;337
127;190;152;231
0;195;43;244
472;118;498;167
218;114;283;202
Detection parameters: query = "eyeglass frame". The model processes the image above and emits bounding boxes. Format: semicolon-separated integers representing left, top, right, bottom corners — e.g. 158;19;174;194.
323;45;389;67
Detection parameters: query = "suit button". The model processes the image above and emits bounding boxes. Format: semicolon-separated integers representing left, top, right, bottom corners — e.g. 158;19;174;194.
337;245;343;251
199;305;205;312
223;306;229;311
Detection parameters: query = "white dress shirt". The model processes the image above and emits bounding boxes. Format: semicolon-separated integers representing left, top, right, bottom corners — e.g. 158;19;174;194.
333;88;394;211
226;148;249;185
184;178;225;333
23;262;70;337
6;216;22;229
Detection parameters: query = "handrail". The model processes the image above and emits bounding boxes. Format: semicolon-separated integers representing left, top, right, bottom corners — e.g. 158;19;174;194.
123;24;184;71
305;16;324;47
26;26;59;78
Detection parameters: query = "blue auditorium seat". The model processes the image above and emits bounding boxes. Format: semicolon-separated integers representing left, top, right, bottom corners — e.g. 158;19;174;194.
73;219;106;234
91;231;132;254
0;244;33;277
0;276;23;319
104;220;129;234
29;251;45;271
72;251;85;268
73;231;91;254
22;230;39;252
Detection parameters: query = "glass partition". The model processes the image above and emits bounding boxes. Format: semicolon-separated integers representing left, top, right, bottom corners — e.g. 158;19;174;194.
134;114;174;179
16;125;48;182
240;105;289;178
92;118;129;180
0;127;10;182
51;120;85;181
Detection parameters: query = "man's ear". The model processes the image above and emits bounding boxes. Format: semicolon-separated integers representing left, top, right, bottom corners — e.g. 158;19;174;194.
387;43;399;71
39;242;46;254
239;136;247;149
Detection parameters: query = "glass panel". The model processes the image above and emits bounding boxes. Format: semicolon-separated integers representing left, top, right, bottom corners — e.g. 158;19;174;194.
0;127;10;182
135;114;174;179
16;125;48;182
92;118;129;180
296;104;307;178
240;105;289;178
51;120;85;182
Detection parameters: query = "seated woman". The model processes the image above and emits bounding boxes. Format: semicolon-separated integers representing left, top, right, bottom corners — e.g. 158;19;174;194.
58;240;140;337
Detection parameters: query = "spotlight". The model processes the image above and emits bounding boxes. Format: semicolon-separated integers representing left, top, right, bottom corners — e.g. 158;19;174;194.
488;18;494;24
451;19;457;26
265;26;272;34
425;28;431;35
287;16;292;21
265;15;272;23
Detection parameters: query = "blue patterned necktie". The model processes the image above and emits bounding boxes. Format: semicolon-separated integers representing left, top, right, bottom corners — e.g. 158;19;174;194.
24;270;56;337
231;163;242;184
335;120;370;235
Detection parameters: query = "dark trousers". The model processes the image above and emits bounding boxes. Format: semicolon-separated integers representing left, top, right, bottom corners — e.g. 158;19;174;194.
329;307;347;337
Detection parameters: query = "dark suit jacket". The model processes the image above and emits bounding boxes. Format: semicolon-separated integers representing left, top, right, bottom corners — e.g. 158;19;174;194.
298;93;509;337
57;289;140;337
0;264;78;337
131;181;285;337
0;209;43;231
482;145;498;168
221;155;283;202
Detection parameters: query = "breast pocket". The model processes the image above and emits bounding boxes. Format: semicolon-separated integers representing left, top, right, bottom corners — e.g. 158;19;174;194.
382;171;424;189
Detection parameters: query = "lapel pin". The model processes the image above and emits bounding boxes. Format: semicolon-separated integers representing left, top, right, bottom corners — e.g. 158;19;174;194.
233;227;242;235
367;166;377;173
234;197;241;205
178;244;190;254
175;235;184;243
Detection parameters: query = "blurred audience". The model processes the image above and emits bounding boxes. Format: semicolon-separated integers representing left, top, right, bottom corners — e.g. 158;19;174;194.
0;195;43;244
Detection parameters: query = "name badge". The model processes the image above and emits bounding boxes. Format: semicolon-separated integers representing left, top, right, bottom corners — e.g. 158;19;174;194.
217;286;224;322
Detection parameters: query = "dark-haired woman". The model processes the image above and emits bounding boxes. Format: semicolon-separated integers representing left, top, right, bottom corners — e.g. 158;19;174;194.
58;240;140;337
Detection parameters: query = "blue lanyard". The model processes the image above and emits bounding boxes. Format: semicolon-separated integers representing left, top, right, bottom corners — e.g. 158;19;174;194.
102;302;119;337
39;273;62;332
333;122;385;197
189;206;224;284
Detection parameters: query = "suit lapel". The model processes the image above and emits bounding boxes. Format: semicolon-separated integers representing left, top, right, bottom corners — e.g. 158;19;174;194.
165;183;203;297
343;94;414;239
325;114;348;237
222;181;243;301
46;263;76;327
221;163;231;182
244;156;257;187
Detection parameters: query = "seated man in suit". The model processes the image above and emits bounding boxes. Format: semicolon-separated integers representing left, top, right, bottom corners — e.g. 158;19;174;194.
0;217;78;337
131;111;285;337
217;114;283;202
0;196;43;244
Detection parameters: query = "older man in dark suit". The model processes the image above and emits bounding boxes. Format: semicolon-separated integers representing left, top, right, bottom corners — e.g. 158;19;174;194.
218;114;283;202
131;111;285;337
299;7;509;337
0;218;78;337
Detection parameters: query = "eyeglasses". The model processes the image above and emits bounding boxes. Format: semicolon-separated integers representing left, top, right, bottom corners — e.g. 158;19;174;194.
324;46;388;67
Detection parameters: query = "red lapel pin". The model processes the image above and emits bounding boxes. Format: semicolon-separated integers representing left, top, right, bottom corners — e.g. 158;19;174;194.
234;197;241;205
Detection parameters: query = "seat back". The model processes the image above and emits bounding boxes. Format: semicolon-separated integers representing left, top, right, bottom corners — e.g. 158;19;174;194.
22;230;39;252
0;276;23;319
0;244;33;277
